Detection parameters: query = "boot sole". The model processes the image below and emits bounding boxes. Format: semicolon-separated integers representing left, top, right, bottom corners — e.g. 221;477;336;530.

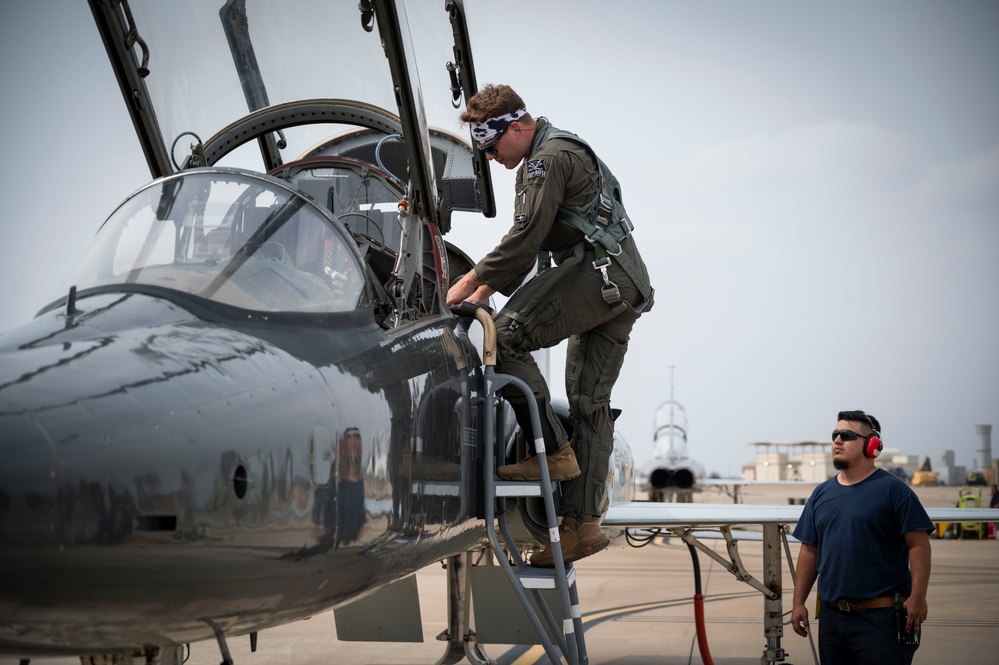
496;469;582;482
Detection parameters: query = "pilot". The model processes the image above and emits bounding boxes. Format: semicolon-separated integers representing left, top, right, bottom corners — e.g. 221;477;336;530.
447;84;653;566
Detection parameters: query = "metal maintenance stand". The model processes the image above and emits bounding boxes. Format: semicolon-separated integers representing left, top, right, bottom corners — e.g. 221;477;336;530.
451;304;586;665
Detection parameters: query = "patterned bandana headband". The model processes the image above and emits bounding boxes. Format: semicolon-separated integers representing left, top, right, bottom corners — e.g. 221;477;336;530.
470;107;527;147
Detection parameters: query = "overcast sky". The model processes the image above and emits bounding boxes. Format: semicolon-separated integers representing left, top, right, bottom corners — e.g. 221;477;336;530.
1;1;996;477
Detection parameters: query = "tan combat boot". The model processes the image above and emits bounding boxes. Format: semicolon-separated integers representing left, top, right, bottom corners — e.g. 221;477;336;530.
497;444;581;482
529;517;610;567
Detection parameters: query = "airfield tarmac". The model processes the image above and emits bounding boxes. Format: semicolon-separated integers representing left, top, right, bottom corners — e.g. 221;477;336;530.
4;484;997;664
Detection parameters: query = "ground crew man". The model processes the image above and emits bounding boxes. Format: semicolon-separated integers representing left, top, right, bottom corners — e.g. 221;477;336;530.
792;410;932;663
446;84;653;565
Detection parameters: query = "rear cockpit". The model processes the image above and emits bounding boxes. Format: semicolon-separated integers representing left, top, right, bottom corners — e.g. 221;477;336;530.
270;125;484;323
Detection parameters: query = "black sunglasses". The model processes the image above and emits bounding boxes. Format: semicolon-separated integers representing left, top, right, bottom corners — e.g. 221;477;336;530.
478;126;509;155
831;429;866;442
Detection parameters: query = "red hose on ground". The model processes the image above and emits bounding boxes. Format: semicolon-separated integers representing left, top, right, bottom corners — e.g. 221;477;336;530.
693;593;715;665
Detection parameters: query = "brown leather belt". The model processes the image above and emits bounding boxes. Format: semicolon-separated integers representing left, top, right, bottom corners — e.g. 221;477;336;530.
825;596;899;613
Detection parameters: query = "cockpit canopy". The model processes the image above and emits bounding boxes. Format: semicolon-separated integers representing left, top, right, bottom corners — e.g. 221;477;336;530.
91;0;494;224
76;0;491;322
64;170;369;314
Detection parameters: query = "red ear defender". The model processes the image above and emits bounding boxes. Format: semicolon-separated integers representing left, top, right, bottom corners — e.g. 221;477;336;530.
860;413;883;458
865;433;883;458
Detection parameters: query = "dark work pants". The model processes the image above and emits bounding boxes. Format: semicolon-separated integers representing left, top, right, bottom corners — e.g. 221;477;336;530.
495;248;643;521
819;607;919;665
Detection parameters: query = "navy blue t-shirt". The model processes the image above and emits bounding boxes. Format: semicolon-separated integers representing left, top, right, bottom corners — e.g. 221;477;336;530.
792;468;933;604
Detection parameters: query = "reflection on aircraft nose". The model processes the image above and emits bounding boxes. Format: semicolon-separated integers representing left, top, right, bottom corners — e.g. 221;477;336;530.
0;402;62;548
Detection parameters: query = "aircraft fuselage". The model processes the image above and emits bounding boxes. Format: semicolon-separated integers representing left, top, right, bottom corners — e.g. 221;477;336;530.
0;290;484;653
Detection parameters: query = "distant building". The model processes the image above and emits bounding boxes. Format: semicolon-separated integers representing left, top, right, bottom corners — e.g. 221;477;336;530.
745;421;997;486
748;441;972;486
755;450;789;482
750;442;832;482
797;449;834;482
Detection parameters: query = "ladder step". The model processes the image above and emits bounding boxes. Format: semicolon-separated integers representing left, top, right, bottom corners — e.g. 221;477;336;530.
514;563;576;589
493;480;555;497
410;480;461;496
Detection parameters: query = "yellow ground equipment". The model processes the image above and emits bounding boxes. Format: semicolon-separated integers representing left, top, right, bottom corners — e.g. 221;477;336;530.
911;456;938;486
956;487;985;539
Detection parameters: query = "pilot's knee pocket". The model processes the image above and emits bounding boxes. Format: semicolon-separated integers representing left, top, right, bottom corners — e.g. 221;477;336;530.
520;299;564;349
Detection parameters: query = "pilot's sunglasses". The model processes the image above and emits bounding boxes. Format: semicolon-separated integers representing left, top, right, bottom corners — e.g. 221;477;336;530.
478;126;509;155
831;429;865;442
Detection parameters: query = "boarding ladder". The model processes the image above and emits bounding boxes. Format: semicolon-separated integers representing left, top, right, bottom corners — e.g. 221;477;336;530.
455;303;587;665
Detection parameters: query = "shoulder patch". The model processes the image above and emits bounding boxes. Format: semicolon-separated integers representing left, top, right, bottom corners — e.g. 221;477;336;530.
526;159;548;180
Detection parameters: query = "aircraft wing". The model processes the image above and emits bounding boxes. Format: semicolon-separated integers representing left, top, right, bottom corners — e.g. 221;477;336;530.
605;502;802;527
698;479;813;486
604;501;999;528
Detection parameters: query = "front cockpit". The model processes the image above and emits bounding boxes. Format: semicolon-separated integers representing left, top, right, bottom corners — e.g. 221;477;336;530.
60;169;369;315
53;148;475;326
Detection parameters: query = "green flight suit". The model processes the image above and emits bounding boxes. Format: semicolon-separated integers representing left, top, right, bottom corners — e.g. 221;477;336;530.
474;119;654;521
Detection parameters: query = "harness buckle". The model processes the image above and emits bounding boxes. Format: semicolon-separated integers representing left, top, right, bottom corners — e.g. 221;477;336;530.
597;194;613;223
592;257;622;307
585;228;608;247
592;257;611;271
600;282;622;307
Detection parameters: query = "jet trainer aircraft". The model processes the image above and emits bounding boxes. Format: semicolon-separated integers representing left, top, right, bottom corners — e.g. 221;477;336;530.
639;372;815;505
3;4;999;665
639;384;706;502
639;398;810;505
